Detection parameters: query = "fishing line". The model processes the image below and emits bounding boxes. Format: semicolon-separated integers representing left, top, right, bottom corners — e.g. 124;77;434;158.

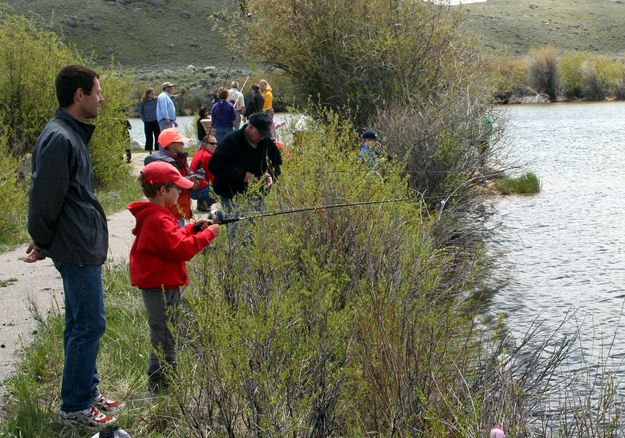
210;198;412;224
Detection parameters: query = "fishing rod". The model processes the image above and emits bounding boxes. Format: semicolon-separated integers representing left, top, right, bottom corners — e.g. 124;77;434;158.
240;74;251;91
208;198;412;225
221;56;235;91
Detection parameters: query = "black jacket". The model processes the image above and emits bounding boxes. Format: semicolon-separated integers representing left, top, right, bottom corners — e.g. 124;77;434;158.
28;109;108;265
244;91;264;117
209;126;282;199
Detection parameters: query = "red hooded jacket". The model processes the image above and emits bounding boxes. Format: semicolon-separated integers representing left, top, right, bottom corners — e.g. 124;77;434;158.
190;147;215;190
128;201;216;290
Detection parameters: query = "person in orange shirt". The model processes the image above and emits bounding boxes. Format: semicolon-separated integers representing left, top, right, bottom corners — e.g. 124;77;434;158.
144;128;199;226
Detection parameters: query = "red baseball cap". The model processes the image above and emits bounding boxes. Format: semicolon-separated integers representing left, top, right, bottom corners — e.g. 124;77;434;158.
158;128;191;148
141;161;194;189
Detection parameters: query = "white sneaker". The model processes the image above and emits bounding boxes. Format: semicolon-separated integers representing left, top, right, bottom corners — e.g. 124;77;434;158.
59;406;116;428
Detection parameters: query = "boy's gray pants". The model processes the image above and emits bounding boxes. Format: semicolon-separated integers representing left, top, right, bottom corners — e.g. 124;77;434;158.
141;288;180;378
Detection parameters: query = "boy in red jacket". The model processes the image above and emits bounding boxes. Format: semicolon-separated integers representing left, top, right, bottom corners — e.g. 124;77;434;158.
128;161;220;391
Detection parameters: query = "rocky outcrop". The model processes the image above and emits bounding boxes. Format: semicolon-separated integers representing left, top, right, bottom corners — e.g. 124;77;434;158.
508;94;550;104
507;85;551;104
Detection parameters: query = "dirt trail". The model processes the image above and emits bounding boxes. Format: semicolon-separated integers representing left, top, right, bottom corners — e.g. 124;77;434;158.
0;152;149;401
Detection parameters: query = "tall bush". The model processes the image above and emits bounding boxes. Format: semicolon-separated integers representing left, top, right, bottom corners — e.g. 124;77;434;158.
580;60;606;101
0;139;27;247
0;12;75;157
170;115;495;435
218;0;498;203
559;51;590;98
0;11;132;186
527;47;560;101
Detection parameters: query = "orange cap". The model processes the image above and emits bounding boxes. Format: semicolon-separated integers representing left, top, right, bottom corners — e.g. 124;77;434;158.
158;128;191;148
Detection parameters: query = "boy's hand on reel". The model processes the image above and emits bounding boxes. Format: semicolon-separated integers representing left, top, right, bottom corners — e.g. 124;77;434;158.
193;219;220;236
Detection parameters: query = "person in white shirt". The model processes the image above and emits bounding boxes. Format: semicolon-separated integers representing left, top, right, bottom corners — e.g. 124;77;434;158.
227;81;245;129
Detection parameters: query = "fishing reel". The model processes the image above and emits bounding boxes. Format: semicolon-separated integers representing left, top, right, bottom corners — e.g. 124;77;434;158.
207;203;226;224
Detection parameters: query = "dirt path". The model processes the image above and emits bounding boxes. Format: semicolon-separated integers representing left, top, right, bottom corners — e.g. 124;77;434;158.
0;152;149;401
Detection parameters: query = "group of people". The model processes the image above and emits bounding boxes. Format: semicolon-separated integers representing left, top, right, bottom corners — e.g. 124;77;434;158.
25;64;284;429
139;78;275;153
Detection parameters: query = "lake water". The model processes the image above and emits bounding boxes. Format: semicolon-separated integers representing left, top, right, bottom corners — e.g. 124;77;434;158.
483;102;625;382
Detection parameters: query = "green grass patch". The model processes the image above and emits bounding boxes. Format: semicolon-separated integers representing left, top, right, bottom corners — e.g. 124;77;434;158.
493;172;540;195
0;265;161;437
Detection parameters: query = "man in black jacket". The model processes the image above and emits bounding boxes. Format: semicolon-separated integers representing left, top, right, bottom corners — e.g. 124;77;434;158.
243;84;264;121
209;112;282;241
209;112;282;203
25;65;124;428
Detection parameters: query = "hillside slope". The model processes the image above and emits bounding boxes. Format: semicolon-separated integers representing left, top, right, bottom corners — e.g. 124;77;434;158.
461;0;625;55
4;0;235;68
6;0;625;70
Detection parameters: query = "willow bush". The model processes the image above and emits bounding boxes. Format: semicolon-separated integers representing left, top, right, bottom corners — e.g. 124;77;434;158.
0;9;134;244
216;0;500;207
159;114;514;436
527;47;560;101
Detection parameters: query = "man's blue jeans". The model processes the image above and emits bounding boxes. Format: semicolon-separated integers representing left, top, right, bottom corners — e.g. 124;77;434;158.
54;262;106;413
215;127;233;145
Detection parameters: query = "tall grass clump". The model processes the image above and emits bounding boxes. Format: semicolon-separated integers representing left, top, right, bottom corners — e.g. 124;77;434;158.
493;172;540;195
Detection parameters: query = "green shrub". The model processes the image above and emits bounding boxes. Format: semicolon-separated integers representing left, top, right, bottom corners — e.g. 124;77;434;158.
580;60;606;100
0;11;133;186
559;51;590;98
594;55;625;96
0;141;28;249
493;172;540;195
0;12;76;157
89;67;133;186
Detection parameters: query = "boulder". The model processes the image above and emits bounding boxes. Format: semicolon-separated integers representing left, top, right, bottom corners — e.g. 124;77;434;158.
508;93;550;104
130;139;143;151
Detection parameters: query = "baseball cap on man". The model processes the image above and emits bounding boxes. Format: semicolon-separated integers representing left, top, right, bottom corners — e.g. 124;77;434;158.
362;130;378;140
158;128;191;148
141;161;194;189
162;81;176;89
248;112;273;139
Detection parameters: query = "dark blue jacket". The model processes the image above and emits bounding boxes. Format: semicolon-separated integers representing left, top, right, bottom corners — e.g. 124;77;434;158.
140;98;158;122
28;109;108;265
211;100;236;129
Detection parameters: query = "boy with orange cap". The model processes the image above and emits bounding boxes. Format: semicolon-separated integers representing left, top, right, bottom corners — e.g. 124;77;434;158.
128;161;220;391
144;127;199;226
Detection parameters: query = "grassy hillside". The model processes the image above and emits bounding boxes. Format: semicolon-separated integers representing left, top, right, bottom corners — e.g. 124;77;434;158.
4;0;235;68
6;0;625;70
460;0;625;55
